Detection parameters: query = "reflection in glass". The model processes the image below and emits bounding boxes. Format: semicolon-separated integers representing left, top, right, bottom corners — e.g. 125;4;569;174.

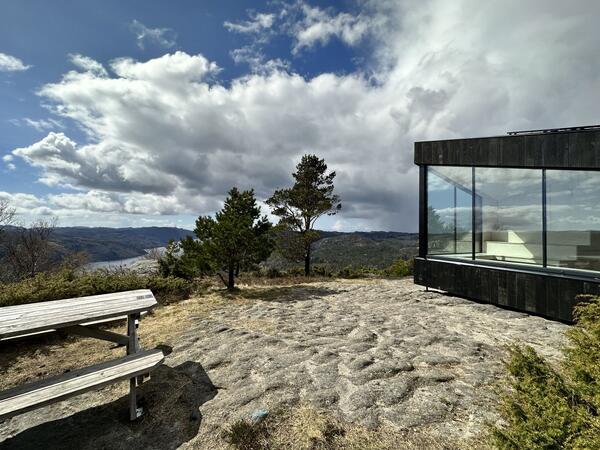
475;168;543;265
427;166;472;258
547;171;600;271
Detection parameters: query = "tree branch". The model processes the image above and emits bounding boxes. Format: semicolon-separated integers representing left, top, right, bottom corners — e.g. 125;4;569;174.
216;272;228;288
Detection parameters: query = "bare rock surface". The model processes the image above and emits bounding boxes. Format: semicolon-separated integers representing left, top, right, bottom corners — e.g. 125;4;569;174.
0;279;568;449
174;279;568;442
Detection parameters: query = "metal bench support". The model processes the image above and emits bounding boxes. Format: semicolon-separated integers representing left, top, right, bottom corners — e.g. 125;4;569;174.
127;313;143;420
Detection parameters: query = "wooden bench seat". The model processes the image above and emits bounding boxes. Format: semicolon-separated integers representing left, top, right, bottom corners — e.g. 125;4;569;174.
0;349;164;420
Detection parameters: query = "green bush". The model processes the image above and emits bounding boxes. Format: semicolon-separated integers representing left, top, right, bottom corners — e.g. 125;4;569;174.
383;258;414;277
0;268;193;307
254;258;415;280
492;296;600;449
336;265;378;278
311;265;335;277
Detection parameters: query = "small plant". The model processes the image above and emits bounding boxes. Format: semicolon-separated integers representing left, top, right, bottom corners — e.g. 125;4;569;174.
223;419;269;450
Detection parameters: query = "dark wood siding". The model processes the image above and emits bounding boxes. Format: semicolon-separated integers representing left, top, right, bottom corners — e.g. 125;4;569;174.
413;258;600;322
415;130;600;169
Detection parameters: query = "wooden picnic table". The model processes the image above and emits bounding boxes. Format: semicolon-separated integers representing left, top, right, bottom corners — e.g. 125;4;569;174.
0;290;165;421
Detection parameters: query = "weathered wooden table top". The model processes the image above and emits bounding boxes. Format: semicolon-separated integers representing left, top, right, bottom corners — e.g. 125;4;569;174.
0;289;157;339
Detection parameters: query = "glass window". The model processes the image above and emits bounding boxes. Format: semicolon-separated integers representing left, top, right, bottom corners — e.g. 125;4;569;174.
475;168;543;265
427;166;472;258
547;171;600;272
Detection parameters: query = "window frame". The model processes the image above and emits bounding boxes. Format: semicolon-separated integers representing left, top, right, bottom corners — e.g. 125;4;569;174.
423;165;600;281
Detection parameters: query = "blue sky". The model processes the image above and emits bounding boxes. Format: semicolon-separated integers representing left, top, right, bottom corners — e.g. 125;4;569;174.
1;1;600;231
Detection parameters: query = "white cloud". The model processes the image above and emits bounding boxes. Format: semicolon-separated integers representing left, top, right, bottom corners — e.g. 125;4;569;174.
224;12;275;34
110;51;219;83
130;19;177;50
226;2;375;56
11;117;64;132
0;191;195;228
230;47;290;74
47;191;186;215
69;54;108;77
0;53;31;71
289;2;373;54
2;154;15;171
9;1;600;231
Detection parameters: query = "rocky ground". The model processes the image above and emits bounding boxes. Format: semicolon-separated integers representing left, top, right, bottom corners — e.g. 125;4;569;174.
0;278;568;449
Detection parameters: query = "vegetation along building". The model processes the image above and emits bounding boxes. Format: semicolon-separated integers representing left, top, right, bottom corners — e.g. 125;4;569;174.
414;125;600;322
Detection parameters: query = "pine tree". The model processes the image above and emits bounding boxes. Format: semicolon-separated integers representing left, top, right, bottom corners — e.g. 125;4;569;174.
193;187;272;289
267;155;341;276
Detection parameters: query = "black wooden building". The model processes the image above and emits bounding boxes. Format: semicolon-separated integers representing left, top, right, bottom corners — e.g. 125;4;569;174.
414;126;600;322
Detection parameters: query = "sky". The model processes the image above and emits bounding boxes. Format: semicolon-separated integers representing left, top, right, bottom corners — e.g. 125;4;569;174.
1;0;600;232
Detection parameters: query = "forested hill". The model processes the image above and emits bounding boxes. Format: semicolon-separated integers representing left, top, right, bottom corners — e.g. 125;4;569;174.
7;226;417;266
313;231;418;269
58;228;418;266
50;227;193;262
267;231;419;271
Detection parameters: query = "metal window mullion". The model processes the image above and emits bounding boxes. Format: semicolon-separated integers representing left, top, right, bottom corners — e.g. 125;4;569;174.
453;185;457;254
472;166;476;260
542;169;547;267
420;165;428;258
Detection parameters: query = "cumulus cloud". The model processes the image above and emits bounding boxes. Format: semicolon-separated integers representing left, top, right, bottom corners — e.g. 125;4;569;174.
0;190;193;227
0;53;31;71
130;19;177;50
47;191;187;215
10;0;600;230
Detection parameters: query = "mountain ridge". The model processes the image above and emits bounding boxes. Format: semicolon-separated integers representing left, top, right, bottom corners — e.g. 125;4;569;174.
1;226;419;266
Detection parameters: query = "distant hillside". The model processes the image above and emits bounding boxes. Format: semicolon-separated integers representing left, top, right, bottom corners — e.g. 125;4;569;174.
1;226;417;268
266;231;419;271
47;227;193;262
62;228;416;267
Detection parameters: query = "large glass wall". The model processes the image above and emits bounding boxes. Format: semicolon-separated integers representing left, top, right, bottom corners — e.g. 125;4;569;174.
425;166;600;274
427;166;472;258
547;170;600;271
475;168;543;265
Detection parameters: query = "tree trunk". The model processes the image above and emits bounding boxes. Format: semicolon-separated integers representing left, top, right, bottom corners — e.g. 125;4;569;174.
304;244;311;277
228;264;235;290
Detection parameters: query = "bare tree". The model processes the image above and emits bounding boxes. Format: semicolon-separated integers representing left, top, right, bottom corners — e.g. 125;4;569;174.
0;199;16;242
2;218;58;279
144;247;164;262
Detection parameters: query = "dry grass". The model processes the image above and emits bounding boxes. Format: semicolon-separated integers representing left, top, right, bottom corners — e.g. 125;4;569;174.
217;404;488;450
0;287;252;391
236;275;334;287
